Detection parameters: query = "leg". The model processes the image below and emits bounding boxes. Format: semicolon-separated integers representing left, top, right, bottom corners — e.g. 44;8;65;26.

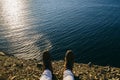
40;69;52;80
63;69;74;80
63;50;74;80
40;51;53;80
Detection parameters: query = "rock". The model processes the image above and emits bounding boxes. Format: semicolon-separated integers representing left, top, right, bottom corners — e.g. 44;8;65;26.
0;74;8;80
101;69;106;74
106;66;111;72
94;65;98;69
12;64;16;67
16;63;23;68
0;52;5;56
88;62;92;67
26;66;31;70
3;63;12;67
0;76;7;80
10;76;16;80
37;63;43;68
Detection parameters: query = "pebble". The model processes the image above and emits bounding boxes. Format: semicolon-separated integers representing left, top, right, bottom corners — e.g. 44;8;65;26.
0;52;5;56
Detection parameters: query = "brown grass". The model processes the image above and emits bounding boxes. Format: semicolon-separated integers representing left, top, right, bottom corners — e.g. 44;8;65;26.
0;53;120;80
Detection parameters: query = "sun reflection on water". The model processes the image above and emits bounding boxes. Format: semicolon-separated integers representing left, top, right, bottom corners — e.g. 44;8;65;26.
0;0;52;60
1;0;27;29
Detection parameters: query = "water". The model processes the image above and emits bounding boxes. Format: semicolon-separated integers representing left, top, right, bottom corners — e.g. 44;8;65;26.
0;0;120;67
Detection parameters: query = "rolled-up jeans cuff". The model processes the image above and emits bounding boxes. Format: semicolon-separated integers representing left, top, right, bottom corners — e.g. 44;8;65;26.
40;69;52;80
63;69;74;80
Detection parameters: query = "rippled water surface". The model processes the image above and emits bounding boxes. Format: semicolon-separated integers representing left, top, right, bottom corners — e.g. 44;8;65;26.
0;0;120;67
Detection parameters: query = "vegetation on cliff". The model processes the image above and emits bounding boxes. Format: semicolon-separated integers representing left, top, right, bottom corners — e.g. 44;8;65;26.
0;52;120;80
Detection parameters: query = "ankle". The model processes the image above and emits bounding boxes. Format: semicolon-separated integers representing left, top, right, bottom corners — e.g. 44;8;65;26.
64;50;74;71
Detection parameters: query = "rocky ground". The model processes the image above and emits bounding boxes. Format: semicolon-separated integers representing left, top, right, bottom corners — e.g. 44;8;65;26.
0;52;120;80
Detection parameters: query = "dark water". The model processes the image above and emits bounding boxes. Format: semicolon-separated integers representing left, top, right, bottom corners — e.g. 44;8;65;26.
0;0;120;67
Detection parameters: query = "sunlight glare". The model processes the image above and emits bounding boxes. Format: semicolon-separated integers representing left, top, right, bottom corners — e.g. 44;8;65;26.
2;0;27;29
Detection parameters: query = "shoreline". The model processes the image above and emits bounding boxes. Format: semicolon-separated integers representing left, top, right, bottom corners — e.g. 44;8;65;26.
0;52;120;80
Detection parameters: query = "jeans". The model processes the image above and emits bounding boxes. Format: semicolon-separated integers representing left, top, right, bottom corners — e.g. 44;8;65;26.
40;69;74;80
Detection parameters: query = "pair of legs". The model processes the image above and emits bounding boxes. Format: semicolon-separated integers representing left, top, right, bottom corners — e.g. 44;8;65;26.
40;50;74;80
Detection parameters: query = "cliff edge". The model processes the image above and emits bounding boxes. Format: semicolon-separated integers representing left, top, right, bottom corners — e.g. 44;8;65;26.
0;52;120;80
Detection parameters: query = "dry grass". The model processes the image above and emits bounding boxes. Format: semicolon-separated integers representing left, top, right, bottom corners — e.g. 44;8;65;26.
0;52;120;80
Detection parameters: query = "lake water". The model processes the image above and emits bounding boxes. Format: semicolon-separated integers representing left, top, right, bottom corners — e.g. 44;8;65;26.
0;0;120;67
